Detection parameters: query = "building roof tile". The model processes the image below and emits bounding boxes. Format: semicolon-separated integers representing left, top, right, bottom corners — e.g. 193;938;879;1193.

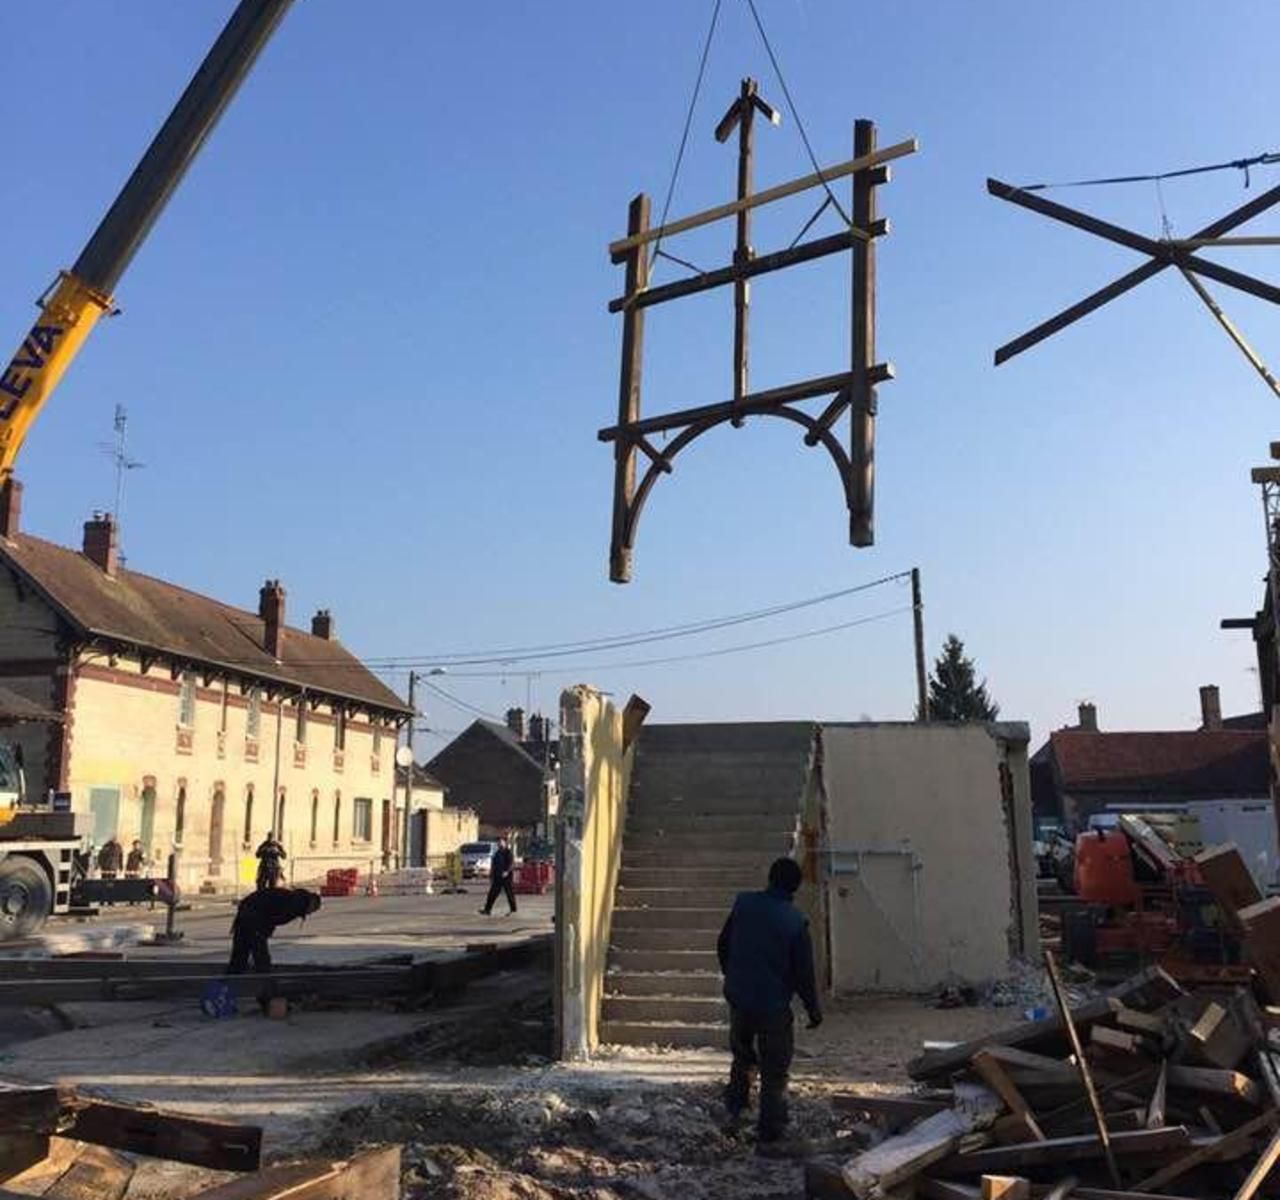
0;533;408;715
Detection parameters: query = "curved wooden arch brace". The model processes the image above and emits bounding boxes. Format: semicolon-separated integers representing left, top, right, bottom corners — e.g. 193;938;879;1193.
620;406;855;557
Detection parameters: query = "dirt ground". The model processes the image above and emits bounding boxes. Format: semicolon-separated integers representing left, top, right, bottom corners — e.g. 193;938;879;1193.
307;993;1019;1200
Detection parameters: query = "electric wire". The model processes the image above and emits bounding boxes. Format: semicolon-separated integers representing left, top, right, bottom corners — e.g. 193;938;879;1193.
1017;149;1280;193
649;0;724;276
742;0;853;227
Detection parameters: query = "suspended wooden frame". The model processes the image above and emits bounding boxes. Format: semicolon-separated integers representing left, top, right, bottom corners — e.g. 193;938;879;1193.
987;177;1280;377
599;78;918;583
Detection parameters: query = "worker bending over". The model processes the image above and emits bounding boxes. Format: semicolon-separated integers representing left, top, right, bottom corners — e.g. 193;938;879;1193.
717;857;822;1143
227;887;321;975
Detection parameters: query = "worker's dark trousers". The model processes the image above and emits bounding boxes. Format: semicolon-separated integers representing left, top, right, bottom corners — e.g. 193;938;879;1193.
482;875;517;914
227;919;272;975
725;1006;794;1138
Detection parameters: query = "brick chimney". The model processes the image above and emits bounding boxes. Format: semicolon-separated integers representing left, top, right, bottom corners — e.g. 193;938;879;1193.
505;707;527;740
1199;684;1223;731
82;512;119;577
259;579;286;659
1077;701;1098;732
311;609;335;640
0;478;22;540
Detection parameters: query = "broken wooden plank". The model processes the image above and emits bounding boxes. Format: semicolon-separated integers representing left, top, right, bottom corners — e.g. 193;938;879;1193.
1091;1026;1147;1058
185;1146;401;1199
1256;1048;1280;1110
940;1127;1191;1175
64;1098;261;1172
1196;843;1262;938
909;968;1183;1082
1132;1108;1279;1192
1231;1126;1280;1200
44;1144;134;1200
1166;1064;1262;1107
0;1086;63;1135
841;1086;1002;1198
830;1093;953;1129
1145;1062;1168;1131
973;1051;1047;1141
982;1178;1030;1200
1240;898;1280;1003
1108;1001;1166;1038
1042;1180;1079;1200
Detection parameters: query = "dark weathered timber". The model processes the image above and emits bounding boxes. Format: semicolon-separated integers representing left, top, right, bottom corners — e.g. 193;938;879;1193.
992;178;1280;364
987;180;1280;306
64;1100;261;1172
608;229;870;313
1044;948;1121;1187
0;1135;50;1184
730;78;760;411
1146;1061;1168;1131
939;1127;1189;1174
830;1092;953;1129
599;371;886;442
850;119;878;547
0;1087;62;1135
1132;1108;1279;1192
184;1146;401;1199
973;1050;1047;1140
608;192;650;584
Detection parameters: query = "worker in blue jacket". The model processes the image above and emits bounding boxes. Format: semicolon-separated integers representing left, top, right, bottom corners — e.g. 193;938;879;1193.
717;857;822;1142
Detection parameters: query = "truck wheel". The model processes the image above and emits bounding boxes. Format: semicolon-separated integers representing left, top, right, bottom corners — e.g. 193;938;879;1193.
0;857;52;939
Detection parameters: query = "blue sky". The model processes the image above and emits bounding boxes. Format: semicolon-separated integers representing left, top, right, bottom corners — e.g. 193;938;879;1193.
5;2;1278;752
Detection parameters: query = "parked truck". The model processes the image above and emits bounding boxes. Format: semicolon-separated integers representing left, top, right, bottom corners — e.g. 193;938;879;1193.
0;741;82;939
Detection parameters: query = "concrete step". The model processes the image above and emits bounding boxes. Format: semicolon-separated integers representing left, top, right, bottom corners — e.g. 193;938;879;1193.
612;906;723;931
636;722;814;756
607;948;720;973
606;971;722;997
630;795;801;817
627;812;795;835
625;830;793;853
616;886;740;910
620;852;780;875
600;1020;728;1049
630;769;807;805
618;866;753;889
611;927;719;952
602;994;728;1024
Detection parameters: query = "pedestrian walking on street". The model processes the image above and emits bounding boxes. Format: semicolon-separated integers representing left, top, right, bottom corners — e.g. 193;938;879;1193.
480;835;517;916
226;887;321;975
717;857;822;1144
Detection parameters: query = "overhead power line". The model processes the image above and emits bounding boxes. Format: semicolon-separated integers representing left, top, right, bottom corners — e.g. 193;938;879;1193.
1018;149;1280;193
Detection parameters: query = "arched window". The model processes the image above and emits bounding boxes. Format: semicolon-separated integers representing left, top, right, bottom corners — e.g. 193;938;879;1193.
332;791;342;847
276;788;287;835
209;784;226;873
174;781;187;846
242;784;254;847
310;790;319;847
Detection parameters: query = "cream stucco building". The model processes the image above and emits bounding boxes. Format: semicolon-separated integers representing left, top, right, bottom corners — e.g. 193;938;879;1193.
0;485;411;889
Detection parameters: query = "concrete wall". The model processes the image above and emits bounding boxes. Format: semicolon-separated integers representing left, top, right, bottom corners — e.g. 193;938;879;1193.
66;652;399;889
556;684;631;1059
821;722;1037;993
423;805;479;859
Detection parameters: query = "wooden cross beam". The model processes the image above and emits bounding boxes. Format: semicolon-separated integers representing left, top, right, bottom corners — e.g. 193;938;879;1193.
989;177;1280;365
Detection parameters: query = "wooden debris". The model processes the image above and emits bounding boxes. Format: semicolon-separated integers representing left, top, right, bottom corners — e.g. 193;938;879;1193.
939;1127;1190;1175
1239;898;1280;1003
1230;1126;1280;1200
1165;1064;1262;1107
43;1144;134;1200
1132;1109;1279;1192
186;1146;401;1199
1195;843;1261;938
974;1051;1048;1141
1145;1062;1168;1130
63;1097;262;1172
982;1177;1031;1199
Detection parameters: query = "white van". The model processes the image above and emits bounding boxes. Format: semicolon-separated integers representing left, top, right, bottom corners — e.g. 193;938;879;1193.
459;841;498;879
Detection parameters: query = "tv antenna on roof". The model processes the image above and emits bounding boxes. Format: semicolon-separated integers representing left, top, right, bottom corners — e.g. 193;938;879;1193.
98;403;145;529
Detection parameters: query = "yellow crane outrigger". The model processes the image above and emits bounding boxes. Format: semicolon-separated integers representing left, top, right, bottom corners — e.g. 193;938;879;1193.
0;0;293;481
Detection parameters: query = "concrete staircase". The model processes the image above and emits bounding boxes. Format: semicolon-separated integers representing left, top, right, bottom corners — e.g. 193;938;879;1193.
600;722;815;1048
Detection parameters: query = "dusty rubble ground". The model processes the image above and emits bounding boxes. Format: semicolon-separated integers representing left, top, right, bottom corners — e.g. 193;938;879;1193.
310;990;1032;1200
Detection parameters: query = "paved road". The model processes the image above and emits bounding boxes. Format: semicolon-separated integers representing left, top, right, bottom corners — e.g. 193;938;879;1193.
46;889;555;966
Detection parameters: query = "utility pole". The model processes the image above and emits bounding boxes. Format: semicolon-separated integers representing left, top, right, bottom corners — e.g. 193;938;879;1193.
912;567;928;721
400;670;416;869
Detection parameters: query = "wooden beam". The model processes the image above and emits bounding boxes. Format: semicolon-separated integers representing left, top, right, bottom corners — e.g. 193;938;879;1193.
64;1098;262;1172
941;1127;1190;1175
1145;1062;1168;1131
598;369;889;442
986;180;1280;307
1173;236;1280;247
608;227;878;313
982;1178;1030;1200
830;1093;953;1128
1239;897;1280;1002
44;1145;134;1200
1109;1001;1166;1038
607;138;918;259
1194;844;1261;938
185;1146;401;1200
991;179;1280;365
1177;266;1280;399
973;1050;1047;1140
1045;949;1122;1188
1231;1126;1280;1200
1132;1109;1279;1192
850;118;878;548
1165;1065;1263;1107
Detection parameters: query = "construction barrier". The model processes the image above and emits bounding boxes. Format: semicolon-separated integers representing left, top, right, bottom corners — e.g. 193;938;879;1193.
514;861;555;895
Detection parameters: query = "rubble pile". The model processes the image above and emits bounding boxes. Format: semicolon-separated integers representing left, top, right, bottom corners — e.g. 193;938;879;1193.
807;962;1280;1199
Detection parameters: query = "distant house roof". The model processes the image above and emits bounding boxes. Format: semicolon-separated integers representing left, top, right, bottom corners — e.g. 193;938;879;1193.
1048;729;1268;797
0;683;61;724
425;719;548;829
476;719;549;772
395;763;446;790
0;533;409;715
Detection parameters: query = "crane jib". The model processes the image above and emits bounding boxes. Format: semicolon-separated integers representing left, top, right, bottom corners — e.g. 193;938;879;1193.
0;325;65;418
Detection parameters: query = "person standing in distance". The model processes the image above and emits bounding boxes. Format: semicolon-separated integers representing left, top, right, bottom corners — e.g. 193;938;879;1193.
717;857;822;1144
480;835;517;916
